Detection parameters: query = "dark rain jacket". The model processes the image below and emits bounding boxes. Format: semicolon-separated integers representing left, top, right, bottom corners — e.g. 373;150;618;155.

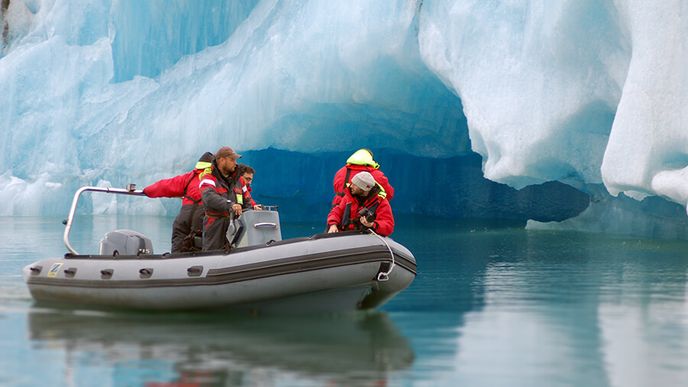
199;166;236;251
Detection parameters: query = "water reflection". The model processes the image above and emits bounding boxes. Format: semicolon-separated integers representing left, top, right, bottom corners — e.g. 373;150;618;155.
386;217;688;385
27;309;414;386
449;228;688;386
5;216;688;386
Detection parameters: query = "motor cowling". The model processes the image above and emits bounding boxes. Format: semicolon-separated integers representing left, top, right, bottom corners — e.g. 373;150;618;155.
99;229;154;256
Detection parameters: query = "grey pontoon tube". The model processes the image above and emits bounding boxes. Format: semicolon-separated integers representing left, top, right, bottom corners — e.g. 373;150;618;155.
63;186;145;255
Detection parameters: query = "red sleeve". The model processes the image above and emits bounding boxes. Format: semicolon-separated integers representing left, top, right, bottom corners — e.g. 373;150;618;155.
331;166;347;206
327;199;347;226
371;199;394;236
332;166;346;193
143;171;195;198
371;170;394;201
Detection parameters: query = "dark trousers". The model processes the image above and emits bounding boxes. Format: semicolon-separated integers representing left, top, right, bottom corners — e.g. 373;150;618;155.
171;204;204;253
202;215;230;251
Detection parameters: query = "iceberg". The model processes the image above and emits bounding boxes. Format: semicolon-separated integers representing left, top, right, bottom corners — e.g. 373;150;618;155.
1;0;687;238
419;0;629;189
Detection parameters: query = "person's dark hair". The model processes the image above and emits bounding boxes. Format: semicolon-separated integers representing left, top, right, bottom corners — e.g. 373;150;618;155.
198;151;214;163
237;164;255;175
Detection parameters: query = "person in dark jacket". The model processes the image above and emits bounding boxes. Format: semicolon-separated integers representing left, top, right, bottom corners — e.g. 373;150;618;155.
327;171;394;236
199;146;250;251
143;151;214;253
331;148;394;207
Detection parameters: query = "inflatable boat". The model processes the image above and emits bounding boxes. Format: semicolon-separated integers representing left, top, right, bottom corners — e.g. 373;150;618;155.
23;186;416;312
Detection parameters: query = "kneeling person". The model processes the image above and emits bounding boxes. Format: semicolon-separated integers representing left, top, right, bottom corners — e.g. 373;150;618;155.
327;171;394;236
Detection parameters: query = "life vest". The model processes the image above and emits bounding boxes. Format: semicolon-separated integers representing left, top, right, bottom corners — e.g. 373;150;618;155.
332;165;389;207
181;172;203;205
341;185;383;231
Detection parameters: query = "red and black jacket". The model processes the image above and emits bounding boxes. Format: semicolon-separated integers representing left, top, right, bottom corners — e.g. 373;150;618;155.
199;167;234;218
327;185;395;236
199;167;255;218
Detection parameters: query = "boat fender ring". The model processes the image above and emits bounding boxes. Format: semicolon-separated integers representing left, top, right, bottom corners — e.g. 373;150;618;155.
139;268;153;279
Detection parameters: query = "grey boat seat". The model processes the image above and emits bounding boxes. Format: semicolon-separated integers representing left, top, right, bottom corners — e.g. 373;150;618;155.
229;209;282;248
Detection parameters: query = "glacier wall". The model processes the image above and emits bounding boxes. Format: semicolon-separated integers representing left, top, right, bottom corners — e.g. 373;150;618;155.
1;0;687;238
419;0;630;189
240;148;589;223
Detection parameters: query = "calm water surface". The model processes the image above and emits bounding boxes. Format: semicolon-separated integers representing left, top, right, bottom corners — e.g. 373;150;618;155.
1;215;687;386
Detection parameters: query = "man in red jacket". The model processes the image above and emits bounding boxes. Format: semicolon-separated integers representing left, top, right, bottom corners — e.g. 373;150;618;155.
143;151;214;253
332;148;394;207
327;171;394;236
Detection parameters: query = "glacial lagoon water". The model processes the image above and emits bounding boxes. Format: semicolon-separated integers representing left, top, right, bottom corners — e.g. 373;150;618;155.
1;215;687;386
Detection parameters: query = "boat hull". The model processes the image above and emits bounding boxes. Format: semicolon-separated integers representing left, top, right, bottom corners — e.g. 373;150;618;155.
24;233;416;312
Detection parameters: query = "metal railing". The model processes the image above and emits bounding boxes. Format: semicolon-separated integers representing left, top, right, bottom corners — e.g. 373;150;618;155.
63;185;145;255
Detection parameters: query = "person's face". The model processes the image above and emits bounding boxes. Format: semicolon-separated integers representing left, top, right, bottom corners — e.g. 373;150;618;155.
242;173;254;184
350;184;366;196
218;156;237;176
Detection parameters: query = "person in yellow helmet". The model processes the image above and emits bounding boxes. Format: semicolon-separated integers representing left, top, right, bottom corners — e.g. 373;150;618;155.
331;148;394;207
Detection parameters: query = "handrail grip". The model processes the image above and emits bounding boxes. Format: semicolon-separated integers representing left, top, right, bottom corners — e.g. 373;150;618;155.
63;186;145;255
253;222;277;229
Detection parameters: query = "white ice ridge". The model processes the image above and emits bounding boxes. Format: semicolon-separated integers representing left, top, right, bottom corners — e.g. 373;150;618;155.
419;0;688;208
1;0;687;220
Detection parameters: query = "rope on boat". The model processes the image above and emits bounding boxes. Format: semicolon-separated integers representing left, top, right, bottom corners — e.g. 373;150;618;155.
369;229;395;282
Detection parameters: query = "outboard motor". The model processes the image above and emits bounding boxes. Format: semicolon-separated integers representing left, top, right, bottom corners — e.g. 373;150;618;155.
99;229;154;256
227;209;282;248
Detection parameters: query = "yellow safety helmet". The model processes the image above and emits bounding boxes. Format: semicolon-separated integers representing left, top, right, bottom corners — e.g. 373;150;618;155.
346;149;379;169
